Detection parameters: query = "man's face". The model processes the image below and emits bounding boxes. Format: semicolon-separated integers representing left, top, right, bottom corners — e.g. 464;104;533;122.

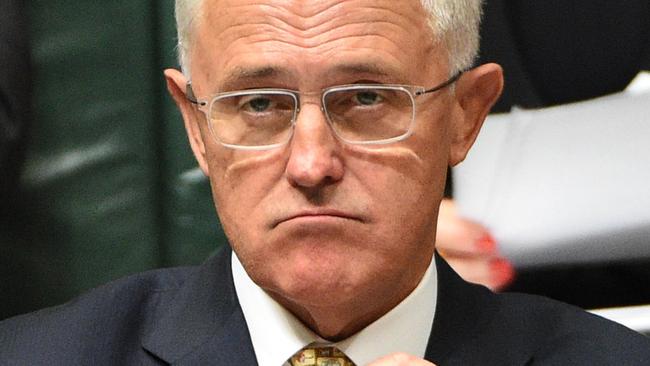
179;0;486;315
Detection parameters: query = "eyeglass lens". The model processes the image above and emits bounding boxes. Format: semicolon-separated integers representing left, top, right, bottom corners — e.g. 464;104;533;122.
210;92;296;147
323;87;413;143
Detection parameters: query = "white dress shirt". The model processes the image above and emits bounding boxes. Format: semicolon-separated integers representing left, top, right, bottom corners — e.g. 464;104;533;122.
232;253;438;366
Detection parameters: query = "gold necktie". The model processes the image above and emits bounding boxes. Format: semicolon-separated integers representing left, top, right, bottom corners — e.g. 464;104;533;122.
289;345;357;366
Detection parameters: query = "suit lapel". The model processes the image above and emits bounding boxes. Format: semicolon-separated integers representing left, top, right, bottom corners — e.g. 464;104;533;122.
142;248;257;365
425;254;534;365
424;253;497;363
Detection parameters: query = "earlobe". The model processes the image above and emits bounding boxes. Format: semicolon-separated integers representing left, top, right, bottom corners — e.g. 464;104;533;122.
449;63;504;166
164;69;211;176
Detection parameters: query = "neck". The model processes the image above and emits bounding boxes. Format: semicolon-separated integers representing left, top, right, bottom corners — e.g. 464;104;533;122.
268;267;426;341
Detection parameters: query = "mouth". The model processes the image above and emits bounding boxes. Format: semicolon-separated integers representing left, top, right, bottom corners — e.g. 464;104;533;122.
272;209;363;228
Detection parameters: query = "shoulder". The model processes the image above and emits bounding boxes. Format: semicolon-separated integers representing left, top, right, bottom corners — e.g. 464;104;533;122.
434;254;650;364
493;292;650;364
0;266;196;364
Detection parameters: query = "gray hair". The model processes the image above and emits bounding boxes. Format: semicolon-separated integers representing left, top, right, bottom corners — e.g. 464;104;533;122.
175;0;483;77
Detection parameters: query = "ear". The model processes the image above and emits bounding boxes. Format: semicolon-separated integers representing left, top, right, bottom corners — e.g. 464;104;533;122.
164;68;211;176
448;63;503;166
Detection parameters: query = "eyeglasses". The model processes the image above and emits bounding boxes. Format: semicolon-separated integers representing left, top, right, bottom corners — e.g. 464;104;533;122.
186;72;462;150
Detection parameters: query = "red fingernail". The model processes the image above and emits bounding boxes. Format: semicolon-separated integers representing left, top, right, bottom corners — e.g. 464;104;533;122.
491;258;515;285
476;234;496;251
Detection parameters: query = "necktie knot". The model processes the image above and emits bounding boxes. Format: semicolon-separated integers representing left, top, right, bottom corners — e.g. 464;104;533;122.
289;344;356;366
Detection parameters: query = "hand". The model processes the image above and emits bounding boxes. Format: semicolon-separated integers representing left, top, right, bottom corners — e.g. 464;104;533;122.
367;353;437;365
436;199;515;291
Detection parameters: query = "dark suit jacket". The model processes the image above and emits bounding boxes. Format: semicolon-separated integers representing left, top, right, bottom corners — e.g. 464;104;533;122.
1;248;649;365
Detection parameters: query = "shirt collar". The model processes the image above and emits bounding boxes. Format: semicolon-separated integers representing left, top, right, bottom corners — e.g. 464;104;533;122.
232;253;437;366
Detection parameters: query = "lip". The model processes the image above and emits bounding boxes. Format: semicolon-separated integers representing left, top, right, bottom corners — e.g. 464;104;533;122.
273;209;363;228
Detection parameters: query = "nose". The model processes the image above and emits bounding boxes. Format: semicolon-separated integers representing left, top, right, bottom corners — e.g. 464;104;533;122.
285;103;344;189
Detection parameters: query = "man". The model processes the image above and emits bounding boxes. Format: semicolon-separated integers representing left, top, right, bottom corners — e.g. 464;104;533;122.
1;0;649;365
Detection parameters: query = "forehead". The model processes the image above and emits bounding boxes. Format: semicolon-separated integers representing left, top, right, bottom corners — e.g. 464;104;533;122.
190;0;444;90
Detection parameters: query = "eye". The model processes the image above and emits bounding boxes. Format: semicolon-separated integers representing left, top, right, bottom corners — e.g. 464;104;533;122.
240;95;273;113
353;91;383;106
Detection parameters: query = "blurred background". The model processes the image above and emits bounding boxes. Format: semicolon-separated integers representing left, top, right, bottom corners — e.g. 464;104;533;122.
1;0;649;323
1;0;226;319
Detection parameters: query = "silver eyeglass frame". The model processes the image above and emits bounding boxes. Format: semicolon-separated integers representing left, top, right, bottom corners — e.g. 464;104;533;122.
186;71;463;151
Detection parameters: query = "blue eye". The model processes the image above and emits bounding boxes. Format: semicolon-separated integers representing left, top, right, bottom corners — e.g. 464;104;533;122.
354;91;383;106
245;97;272;112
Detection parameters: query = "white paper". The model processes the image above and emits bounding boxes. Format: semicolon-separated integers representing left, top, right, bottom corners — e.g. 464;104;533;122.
453;89;650;267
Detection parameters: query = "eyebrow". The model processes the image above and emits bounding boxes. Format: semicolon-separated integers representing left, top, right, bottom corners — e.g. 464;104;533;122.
328;63;394;77
219;66;292;91
329;62;414;86
216;62;406;92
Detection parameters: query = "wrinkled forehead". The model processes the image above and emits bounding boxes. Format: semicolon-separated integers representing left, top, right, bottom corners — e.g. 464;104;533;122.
197;0;428;29
189;0;445;91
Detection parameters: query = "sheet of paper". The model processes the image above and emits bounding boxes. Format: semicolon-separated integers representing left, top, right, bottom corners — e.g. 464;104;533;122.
453;89;650;267
590;305;650;336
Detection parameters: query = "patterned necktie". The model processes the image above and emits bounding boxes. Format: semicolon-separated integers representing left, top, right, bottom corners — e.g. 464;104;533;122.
289;345;357;366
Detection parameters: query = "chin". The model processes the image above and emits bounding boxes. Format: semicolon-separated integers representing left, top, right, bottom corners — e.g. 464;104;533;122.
267;254;363;305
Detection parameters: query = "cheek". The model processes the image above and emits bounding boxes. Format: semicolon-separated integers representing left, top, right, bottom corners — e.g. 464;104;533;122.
382;171;440;232
207;160;305;295
350;149;445;242
352;137;448;208
206;149;283;249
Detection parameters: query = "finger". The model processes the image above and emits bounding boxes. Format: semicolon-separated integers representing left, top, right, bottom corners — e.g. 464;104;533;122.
437;230;497;257
436;235;496;258
489;257;516;291
436;204;497;256
367;352;437;366
445;255;515;291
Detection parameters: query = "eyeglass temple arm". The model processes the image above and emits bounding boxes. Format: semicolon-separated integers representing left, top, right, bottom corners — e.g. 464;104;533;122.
417;71;464;96
186;82;206;106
